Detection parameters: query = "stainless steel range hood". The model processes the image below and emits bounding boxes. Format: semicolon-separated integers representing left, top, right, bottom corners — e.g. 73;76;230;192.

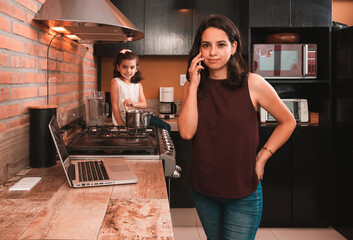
34;0;144;43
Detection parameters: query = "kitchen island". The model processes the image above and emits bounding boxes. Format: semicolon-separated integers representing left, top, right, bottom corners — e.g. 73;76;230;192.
0;160;174;239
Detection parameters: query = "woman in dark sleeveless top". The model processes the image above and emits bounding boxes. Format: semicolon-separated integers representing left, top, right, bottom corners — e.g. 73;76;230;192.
178;15;296;240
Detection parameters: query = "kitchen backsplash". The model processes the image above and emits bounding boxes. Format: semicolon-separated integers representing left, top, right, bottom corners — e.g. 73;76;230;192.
57;105;85;128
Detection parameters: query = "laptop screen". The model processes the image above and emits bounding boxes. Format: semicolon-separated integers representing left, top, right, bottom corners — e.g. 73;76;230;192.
48;116;70;169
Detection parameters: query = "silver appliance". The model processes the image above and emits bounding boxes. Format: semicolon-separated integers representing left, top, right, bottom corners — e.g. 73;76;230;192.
260;98;309;122
159;87;177;119
33;0;144;43
67;125;181;179
253;44;317;79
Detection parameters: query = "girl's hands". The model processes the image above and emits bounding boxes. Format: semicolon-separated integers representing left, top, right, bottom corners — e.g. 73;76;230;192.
123;98;134;107
188;52;204;88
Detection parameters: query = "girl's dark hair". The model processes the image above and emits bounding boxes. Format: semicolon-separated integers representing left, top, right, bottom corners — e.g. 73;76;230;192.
186;14;248;90
113;49;143;83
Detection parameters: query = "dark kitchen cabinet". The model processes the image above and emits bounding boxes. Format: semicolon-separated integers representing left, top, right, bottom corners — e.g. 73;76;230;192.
170;125;331;226
248;0;332;85
249;0;290;27
95;0;193;56
192;0;240;35
331;126;353;239
169;131;194;208
94;0;145;56
291;0;332;28
291;126;330;226
94;0;247;56
259;125;330;227
248;0;332;228
192;0;247;55
258;126;292;226
249;0;332;27
331;27;353;239
144;0;192;55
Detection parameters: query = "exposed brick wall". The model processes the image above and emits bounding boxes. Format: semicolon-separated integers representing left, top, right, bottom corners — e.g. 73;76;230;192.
0;0;97;131
0;0;98;183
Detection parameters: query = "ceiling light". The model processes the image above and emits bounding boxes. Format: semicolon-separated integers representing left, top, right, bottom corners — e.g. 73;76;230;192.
50;27;69;33
65;35;80;40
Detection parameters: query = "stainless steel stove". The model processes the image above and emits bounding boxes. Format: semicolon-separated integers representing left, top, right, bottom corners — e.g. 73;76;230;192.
67;126;180;178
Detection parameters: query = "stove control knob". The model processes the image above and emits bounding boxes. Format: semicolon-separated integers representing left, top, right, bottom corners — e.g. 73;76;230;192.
175;165;182;172
171;170;181;178
164;146;171;151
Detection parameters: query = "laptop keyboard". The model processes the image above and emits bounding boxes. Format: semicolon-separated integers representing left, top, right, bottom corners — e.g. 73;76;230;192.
78;161;110;182
68;164;76;181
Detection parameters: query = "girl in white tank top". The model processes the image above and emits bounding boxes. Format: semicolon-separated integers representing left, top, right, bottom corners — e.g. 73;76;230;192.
110;49;147;126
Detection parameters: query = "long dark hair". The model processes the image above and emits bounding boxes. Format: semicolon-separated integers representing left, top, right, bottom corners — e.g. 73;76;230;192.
113;49;143;83
186;14;248;90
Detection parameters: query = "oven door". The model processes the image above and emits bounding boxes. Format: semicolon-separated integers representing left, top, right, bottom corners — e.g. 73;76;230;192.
253;44;304;79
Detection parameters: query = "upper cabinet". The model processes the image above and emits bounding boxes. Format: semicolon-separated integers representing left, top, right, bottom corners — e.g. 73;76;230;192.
94;0;145;56
94;0;246;56
192;0;241;36
95;0;192;56
94;0;331;56
144;0;192;55
192;0;245;54
290;0;332;27
249;0;290;27
249;0;332;27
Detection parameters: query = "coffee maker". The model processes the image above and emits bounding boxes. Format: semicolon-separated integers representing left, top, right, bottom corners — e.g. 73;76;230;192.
159;87;177;119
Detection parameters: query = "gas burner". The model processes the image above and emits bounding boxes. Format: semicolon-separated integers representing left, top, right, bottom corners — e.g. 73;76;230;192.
81;126;154;138
69;125;158;155
67;126;178;178
125;128;151;137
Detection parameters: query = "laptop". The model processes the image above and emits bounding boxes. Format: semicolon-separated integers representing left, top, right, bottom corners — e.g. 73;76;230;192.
48;116;138;188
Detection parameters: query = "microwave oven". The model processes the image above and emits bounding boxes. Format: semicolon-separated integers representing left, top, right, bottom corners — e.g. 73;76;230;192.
259;99;309;122
253;44;317;79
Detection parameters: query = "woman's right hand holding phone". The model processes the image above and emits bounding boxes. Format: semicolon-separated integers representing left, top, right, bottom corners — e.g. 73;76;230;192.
188;52;204;89
179;52;203;139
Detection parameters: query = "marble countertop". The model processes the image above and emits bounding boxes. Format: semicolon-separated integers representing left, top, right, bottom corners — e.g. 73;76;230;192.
0;160;174;239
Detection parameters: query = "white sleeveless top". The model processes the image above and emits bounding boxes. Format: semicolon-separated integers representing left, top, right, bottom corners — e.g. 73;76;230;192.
111;77;140;125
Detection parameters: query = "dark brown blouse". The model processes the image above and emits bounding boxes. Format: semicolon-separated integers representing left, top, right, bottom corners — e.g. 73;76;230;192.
188;79;259;198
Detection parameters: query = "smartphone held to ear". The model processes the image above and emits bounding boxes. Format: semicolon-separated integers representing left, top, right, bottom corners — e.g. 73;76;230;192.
197;51;203;73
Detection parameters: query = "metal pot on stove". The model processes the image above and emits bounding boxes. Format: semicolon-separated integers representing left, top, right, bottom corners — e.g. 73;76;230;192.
124;110;153;129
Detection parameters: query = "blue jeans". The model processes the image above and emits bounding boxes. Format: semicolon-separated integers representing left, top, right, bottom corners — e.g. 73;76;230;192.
192;182;263;240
